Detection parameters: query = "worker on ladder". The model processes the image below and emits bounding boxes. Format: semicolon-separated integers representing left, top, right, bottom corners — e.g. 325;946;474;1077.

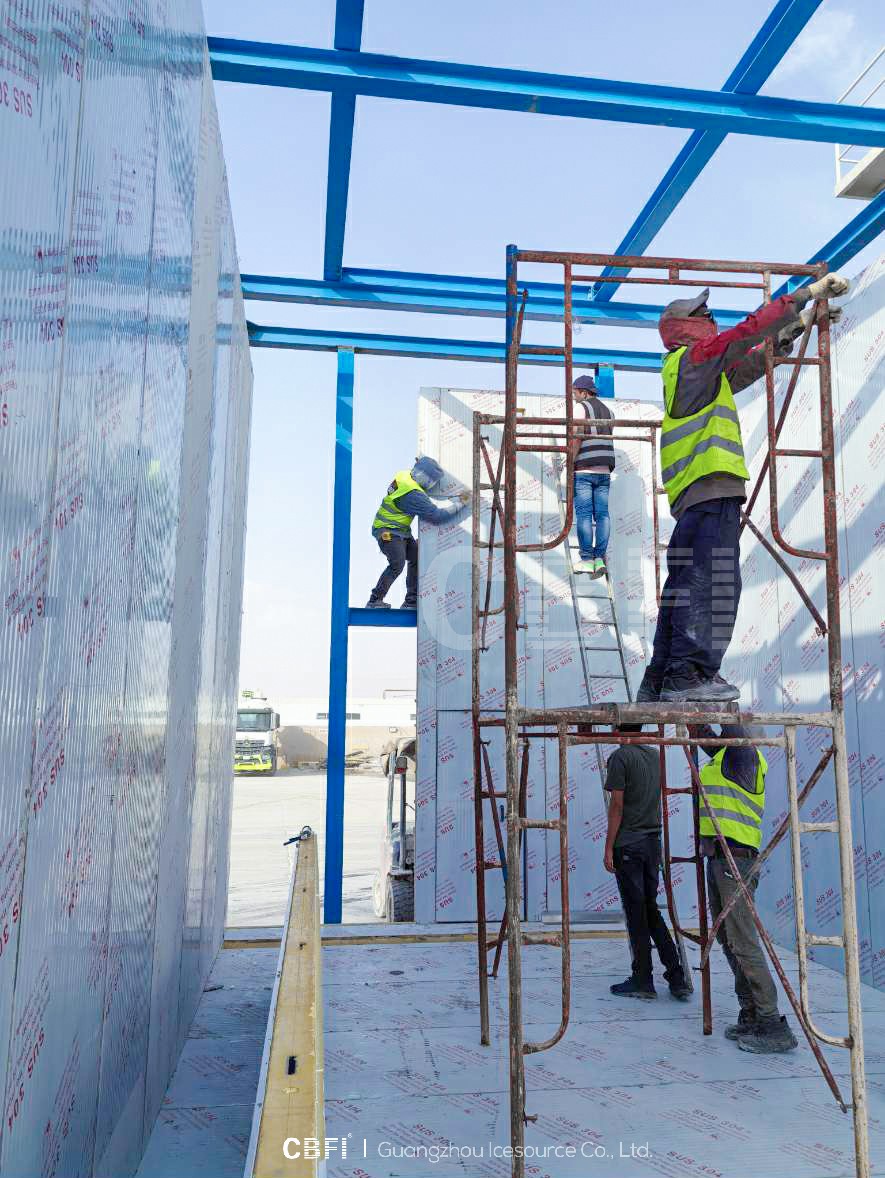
366;457;470;610
569;374;615;578
637;272;849;703
691;723;798;1054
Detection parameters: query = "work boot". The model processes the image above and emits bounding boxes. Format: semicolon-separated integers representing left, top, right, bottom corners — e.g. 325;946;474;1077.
365;599;391;610
610;977;656;1000
401;600;417;610
636;670;663;703
592;557;606;579
737;1014;798;1054
573;558;595;574
667;973;692;1001
724;1008;757;1041
660;671;740;702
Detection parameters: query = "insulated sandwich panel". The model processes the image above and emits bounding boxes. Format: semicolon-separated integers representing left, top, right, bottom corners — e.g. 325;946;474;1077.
416;289;884;956
0;4;251;1176
722;257;885;991
416;390;697;925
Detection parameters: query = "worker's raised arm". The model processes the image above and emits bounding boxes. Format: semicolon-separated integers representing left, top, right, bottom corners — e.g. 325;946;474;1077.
693;295;801;367
397;487;467;527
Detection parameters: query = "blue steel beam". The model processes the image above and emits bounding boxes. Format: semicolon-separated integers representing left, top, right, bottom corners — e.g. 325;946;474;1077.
207;38;885;146
324;348;355;924
593;0;822;301
774;188;885;296
348;606;417;628
324;1;365;281
246;322;663;371
240;268;744;328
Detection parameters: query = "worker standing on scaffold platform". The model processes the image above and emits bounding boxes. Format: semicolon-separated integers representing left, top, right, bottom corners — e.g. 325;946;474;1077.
366;457;470;610
637;272;849;703
691;723;797;1054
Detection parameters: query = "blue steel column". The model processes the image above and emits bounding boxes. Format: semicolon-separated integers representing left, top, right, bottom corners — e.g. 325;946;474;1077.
595;363;614;398
323;347;355;923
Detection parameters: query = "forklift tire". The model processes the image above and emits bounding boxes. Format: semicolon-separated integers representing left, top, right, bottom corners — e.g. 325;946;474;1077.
385;876;414;923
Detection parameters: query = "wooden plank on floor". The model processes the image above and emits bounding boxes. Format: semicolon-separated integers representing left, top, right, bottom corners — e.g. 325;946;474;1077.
244;833;324;1178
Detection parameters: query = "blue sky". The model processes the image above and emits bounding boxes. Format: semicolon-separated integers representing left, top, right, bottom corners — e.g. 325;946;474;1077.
204;0;884;702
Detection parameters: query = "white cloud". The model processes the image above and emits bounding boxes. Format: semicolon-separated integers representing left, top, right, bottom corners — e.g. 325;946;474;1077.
767;6;882;100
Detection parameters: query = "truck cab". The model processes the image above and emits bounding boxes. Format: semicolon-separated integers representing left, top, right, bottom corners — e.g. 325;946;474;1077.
234;691;281;776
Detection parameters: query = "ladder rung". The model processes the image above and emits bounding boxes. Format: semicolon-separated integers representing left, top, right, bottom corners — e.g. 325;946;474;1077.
582;645;621;652
799;821;838;834
805;934;843;948
519;818;558;830
483;861;503;871
586;673;627;679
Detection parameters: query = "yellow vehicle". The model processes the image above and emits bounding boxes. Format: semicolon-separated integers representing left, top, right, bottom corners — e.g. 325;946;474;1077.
234;691;281;776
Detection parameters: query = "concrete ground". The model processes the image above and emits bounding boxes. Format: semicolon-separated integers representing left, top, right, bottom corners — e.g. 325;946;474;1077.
226;768;388;926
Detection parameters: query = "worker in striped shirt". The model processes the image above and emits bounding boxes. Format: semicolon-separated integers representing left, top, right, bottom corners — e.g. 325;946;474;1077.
569;375;616;579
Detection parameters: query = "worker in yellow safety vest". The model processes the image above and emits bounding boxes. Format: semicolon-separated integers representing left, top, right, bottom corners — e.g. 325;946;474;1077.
692;723;797;1054
367;456;470;611
637;273;849;704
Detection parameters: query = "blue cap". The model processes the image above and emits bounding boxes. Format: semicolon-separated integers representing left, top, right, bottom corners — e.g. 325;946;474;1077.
573;375;598;392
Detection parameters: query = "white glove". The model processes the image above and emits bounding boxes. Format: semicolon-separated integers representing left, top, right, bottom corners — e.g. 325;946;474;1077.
458;490;471;505
800;305;843;329
806;272;850;300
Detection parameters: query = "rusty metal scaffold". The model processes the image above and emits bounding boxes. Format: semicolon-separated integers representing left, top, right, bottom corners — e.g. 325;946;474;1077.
470;246;870;1178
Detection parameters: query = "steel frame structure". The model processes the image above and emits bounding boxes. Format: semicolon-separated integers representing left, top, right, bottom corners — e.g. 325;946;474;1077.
209;2;885;924
469;245;870;1178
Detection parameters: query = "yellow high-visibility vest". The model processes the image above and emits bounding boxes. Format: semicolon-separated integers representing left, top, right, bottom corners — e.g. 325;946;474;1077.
660;346;749;508
372;470;423;532
699;748;767;850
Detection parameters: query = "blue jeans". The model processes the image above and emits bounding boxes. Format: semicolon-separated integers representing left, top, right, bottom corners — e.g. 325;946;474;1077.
648;498;742;681
573;473;610;560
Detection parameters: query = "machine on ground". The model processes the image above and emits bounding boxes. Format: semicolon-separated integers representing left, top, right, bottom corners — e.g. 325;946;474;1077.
373;736;416;921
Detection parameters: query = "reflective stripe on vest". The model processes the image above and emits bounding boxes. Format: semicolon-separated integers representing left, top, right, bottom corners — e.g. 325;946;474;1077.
698;748;767;850
660;347;750;508
373;470;424;532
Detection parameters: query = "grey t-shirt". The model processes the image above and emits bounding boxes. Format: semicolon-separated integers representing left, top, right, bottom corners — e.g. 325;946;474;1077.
605;745;662;848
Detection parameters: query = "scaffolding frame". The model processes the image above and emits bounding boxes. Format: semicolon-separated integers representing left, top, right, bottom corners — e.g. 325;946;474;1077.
471;246;870;1178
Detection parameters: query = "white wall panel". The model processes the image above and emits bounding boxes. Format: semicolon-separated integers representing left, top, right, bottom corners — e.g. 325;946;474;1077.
417;390;696;924
416;272;883;966
0;4;251;1175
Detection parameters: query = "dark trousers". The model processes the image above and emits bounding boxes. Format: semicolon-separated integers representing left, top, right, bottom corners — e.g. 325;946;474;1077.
613;833;682;986
648;498;741;681
370;533;418;605
707;854;778;1019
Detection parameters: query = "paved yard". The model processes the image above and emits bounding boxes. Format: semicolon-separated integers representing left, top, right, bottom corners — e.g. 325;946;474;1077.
226;768;388;926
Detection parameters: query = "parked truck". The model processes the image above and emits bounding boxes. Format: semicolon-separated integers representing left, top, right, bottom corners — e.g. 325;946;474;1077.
234;691;282;776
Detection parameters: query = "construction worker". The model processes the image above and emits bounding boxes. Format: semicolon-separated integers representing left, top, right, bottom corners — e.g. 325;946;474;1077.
692;722;797;1053
603;723;691;1001
637;273;849;703
569;374;615;578
367;456;470;610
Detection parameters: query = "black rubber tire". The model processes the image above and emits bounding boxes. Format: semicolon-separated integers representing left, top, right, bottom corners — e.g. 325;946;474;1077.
385;876;414;923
